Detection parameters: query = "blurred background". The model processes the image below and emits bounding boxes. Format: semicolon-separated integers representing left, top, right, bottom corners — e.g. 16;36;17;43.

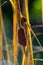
1;0;43;65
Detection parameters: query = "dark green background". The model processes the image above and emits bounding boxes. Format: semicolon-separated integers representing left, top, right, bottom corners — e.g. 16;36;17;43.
1;0;43;65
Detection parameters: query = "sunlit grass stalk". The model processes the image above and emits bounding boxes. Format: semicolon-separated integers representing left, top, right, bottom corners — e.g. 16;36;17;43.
1;11;10;65
9;0;19;64
24;0;34;65
0;8;3;62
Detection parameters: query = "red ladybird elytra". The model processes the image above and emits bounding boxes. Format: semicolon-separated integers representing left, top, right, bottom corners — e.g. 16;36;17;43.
21;16;27;22
18;27;27;47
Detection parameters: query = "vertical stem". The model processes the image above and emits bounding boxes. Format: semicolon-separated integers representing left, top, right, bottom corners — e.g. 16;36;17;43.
13;12;18;57
0;8;3;61
1;10;10;65
10;0;19;64
9;0;18;59
10;0;22;64
24;0;34;65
